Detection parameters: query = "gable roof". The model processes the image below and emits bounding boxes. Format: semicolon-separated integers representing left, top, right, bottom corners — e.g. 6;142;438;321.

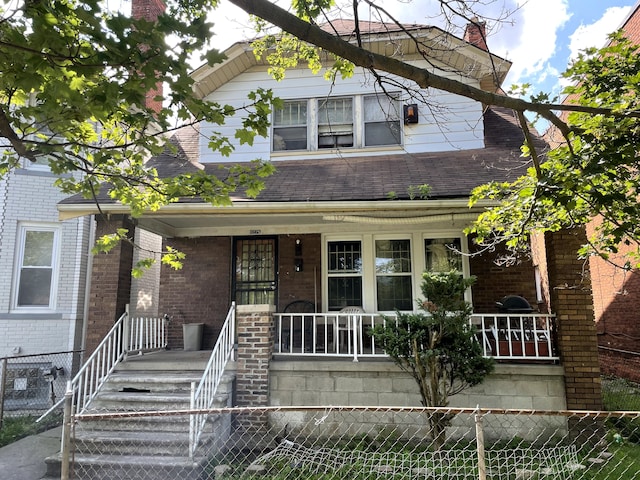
190;20;511;99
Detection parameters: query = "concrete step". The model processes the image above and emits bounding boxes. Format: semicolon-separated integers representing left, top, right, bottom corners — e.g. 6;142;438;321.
118;350;215;372
46;452;209;480
90;391;192;411
102;371;203;393
74;430;192;456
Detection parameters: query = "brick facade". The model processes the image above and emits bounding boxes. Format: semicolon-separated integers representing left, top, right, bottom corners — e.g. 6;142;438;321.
85;215;135;355
277;234;322;311
158;236;232;350
469;239;540;313
544;228;602;410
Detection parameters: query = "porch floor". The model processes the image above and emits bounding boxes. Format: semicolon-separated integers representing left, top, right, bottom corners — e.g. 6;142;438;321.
124;349;213;371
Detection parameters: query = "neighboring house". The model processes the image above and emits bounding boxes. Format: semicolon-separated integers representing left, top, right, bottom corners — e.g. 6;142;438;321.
544;1;640;384
587;2;640;383
58;14;602;414
0;156;92;407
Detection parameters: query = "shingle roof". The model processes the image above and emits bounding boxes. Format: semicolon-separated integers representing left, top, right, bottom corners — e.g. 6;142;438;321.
59;106;544;207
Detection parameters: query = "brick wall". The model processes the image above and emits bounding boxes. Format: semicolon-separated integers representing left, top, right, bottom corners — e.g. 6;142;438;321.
235;306;273;437
158;236;232;350
469;238;539;313
131;0;165;113
85;215;134;355
544;228;602;410
277;234;321;311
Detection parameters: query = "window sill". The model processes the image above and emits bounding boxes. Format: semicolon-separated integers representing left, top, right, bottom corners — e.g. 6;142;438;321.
271;145;404;159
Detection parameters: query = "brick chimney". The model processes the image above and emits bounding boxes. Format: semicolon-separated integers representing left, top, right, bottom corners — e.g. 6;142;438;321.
463;17;488;51
132;0;166;113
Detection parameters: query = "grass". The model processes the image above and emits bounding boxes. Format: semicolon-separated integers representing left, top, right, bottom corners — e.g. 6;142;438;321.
0;413;62;448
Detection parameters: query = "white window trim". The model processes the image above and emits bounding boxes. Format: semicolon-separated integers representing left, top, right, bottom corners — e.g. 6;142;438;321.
323;232;471;314
273;93;402;153
11;223;61;312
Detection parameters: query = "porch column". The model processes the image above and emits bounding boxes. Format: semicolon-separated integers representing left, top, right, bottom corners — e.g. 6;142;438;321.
235;305;274;443
544;228;603;410
85;215;135;356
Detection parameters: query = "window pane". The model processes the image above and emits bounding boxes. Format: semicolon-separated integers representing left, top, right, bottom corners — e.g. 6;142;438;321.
273;127;307;151
364;95;400;122
274;101;307;126
23;231;54;266
17;268;52;306
319;98;353;124
328;277;363;310
328;241;362;273
425;238;462;272
365;121;401;146
375;240;411;273
376;276;412;311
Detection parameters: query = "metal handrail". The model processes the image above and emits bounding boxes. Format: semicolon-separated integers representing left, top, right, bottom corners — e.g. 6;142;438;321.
189;302;236;457
37;310;170;422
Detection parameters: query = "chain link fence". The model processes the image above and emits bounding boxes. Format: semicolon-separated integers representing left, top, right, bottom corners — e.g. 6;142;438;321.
57;404;639;480
0;350;81;442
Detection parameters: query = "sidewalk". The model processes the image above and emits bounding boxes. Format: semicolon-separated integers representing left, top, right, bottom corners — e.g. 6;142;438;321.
0;426;61;480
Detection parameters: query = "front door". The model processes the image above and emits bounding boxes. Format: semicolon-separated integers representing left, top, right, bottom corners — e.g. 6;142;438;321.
233;237;278;306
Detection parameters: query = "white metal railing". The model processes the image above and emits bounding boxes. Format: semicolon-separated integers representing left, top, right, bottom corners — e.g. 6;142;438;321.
472;313;558;361
273;312;558;362
126;314;169;354
37;309;169;422
189;302;236;457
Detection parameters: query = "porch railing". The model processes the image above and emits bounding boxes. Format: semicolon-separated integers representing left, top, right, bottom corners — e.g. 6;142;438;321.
189;302;236;458
273;312;558;362
38;309;169;422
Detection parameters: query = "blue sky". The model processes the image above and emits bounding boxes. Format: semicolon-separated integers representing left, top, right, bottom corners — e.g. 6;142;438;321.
208;0;637;103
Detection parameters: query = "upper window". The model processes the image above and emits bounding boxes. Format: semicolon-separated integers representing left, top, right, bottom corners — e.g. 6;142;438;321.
13;225;59;310
273;100;308;151
272;93;401;152
364;95;401;146
318;97;354;148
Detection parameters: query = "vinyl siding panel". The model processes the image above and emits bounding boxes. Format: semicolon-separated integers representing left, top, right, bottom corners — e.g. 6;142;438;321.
199;64;485;164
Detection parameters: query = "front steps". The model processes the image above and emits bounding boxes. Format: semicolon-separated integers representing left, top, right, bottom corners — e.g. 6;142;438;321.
45;350;236;480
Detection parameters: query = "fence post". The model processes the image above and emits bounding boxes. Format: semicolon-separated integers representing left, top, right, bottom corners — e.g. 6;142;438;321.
0;358;6;429
60;380;73;480
475;405;487;480
189;381;196;459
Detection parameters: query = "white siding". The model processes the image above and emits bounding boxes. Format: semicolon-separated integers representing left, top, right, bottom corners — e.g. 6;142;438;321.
199;64;485;164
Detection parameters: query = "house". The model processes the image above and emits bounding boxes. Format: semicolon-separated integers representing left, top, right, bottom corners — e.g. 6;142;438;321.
0;160;91;408
543;1;640;384
587;2;640;383
58;11;602;419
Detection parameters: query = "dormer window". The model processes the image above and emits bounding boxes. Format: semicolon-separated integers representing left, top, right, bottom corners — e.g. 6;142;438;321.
272;93;401;152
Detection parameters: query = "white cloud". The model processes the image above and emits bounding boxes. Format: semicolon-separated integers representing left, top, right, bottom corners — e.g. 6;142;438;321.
495;0;571;86
567;6;632;61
